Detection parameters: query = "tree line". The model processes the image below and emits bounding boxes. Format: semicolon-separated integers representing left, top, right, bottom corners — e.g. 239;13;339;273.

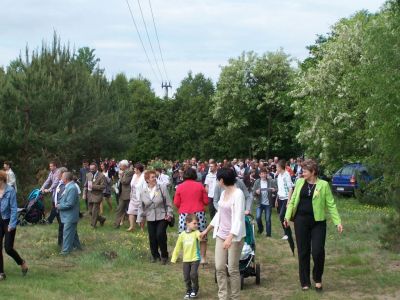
0;0;399;249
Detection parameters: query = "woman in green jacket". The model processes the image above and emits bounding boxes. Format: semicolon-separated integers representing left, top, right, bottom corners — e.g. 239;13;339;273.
284;159;343;291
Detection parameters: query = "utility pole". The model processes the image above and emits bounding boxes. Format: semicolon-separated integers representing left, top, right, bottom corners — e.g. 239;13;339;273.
162;81;172;98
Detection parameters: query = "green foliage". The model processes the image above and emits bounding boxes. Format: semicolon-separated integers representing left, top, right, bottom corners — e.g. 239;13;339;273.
355;178;389;207
296;0;400;249
168;72;217;159
125;72;223;162
0;34;124;196
74;47;100;73
380;186;400;252
212;50;299;159
292;11;372;173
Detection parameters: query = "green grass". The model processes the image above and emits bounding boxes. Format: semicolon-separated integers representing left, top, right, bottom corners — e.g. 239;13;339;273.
1;197;400;299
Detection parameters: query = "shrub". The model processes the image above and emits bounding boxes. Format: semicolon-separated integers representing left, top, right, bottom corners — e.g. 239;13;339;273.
380;186;400;252
355;177;389;207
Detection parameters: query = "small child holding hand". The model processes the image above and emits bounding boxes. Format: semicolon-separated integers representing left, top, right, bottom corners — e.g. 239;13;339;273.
171;214;202;299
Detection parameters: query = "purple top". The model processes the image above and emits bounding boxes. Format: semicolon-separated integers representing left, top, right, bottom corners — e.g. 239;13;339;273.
41;169;60;200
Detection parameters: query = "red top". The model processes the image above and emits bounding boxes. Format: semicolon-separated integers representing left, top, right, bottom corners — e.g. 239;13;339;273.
286;166;295;177
174;179;209;214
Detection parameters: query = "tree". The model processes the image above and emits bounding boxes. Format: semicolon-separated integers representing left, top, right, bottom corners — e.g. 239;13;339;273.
292;11;372;173
0;34;118;194
212;50;298;159
169;72;217;159
74;46;100;73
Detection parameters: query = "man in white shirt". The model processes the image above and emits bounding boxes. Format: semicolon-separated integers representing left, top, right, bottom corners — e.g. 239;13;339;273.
3;161;17;192
232;158;240;174
204;162;218;219
156;168;170;187
276;160;294;240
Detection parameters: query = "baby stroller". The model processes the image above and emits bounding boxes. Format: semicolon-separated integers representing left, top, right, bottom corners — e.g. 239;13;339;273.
18;188;46;226
214;215;261;289
239;214;261;289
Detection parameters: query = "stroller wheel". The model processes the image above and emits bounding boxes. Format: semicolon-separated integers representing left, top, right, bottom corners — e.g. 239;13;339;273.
255;263;261;285
240;274;244;290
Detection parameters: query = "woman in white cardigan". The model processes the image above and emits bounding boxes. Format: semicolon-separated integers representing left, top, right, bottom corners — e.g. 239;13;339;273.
201;167;245;300
126;163;146;232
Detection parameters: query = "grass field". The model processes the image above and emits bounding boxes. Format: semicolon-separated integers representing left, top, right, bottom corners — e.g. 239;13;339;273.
1;197;400;300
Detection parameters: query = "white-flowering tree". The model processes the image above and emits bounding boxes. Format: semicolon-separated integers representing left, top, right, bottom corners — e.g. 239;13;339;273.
292;11;373;173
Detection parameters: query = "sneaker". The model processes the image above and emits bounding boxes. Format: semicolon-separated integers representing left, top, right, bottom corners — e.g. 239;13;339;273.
190;291;198;298
183;292;190;299
281;235;288;240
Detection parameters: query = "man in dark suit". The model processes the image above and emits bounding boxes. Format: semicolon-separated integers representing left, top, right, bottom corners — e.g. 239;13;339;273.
83;163;106;228
58;172;81;255
114;160;134;228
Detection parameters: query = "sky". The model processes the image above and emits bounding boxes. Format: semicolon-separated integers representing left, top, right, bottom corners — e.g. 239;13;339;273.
0;0;385;97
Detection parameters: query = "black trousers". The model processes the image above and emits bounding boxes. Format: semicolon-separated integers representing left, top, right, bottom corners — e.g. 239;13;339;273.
294;214;326;287
47;206;64;246
47;206;58;224
147;220;168;259
278;199;293;237
183;261;200;293
0;219;24;274
58;222;64;247
208;198;216;220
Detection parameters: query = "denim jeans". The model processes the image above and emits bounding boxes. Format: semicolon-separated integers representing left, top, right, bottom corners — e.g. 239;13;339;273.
256;204;272;236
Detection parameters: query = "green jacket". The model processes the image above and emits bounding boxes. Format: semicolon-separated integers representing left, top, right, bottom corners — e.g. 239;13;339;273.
285;178;341;226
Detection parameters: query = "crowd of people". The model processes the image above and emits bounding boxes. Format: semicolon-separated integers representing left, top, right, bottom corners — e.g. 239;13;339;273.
0;156;343;300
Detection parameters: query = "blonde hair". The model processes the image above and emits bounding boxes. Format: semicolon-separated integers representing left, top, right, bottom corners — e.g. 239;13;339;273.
302;159;319;176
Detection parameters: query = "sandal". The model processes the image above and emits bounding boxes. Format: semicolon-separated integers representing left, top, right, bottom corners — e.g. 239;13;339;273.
200;259;208;268
0;273;6;281
302;286;310;291
315;283;323;292
21;261;29;276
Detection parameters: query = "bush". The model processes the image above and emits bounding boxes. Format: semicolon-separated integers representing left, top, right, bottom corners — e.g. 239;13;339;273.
355;177;389;207
380;186;400;252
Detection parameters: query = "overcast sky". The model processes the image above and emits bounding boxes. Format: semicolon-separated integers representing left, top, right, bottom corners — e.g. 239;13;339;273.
0;0;385;96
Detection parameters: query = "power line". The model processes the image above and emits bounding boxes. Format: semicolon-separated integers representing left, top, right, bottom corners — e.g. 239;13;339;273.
136;0;164;82
125;0;160;84
148;0;170;82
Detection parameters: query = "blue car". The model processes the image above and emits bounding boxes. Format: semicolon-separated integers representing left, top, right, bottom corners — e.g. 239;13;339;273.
331;163;372;196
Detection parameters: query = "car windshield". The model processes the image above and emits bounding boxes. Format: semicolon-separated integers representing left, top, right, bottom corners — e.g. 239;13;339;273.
340;165;354;176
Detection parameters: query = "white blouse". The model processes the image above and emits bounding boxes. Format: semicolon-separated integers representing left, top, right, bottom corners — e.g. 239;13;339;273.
210;188;246;242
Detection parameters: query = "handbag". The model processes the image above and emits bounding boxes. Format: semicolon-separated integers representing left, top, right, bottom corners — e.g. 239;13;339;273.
158;185;175;227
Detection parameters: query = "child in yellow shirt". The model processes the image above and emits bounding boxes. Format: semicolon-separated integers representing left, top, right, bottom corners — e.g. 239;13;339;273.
171;214;202;299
